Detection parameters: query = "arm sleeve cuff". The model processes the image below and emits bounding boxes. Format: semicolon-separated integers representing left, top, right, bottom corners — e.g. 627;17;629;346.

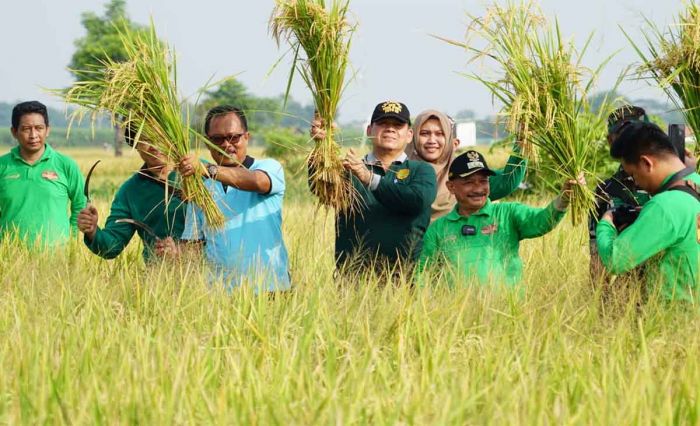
368;173;381;191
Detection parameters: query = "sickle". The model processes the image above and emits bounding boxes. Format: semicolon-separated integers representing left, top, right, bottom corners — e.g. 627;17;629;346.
115;218;158;239
84;160;101;203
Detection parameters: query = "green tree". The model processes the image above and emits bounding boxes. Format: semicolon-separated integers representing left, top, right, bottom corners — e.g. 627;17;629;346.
199;79;287;133
69;0;143;156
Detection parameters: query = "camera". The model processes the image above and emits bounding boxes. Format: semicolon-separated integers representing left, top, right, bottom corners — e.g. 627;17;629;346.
611;204;641;230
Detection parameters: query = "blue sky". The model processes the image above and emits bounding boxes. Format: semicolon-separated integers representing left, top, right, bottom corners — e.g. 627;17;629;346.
0;0;683;123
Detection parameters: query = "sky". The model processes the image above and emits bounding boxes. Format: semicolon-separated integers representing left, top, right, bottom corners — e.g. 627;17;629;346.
0;0;684;124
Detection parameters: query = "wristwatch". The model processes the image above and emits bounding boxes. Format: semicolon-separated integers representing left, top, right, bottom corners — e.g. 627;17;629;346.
206;163;219;180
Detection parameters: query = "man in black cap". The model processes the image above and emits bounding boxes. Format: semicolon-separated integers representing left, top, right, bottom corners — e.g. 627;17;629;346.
418;150;582;287
312;100;437;273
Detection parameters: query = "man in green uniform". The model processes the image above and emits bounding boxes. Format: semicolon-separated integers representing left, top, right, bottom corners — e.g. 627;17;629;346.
588;106;653;304
0;101;86;246
77;127;186;261
419;150;580;287
596;121;700;303
313;101;437;273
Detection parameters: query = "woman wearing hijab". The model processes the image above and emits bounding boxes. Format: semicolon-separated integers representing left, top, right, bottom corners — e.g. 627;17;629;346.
407;110;527;221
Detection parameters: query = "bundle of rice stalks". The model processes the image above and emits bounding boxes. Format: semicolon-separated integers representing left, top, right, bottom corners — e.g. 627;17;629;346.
60;21;225;228
443;1;615;224
270;0;357;212
626;1;700;158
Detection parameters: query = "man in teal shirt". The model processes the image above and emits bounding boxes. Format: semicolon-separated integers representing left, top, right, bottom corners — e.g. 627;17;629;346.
77;126;186;261
0;101;85;246
163;105;290;292
596;121;700;302
419;150;581;287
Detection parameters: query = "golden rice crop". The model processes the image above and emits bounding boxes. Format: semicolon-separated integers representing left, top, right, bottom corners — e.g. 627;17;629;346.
270;0;358;212
442;1;617;224
626;1;700;158
58;21;225;228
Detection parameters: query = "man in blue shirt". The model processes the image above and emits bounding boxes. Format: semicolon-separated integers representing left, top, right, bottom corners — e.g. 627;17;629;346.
158;105;290;292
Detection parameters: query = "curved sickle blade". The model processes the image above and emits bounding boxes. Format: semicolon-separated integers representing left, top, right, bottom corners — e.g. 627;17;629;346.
115;218;157;239
84;160;101;202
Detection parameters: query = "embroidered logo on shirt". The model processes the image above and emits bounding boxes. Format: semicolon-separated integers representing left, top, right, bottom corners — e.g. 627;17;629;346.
41;170;59;181
481;223;498;235
3;173;20;180
396;169;410;180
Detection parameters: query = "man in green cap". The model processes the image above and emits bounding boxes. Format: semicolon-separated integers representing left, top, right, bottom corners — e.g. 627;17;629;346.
77;126;186;261
0;101;86;246
419;150;582;287
596;121;699;303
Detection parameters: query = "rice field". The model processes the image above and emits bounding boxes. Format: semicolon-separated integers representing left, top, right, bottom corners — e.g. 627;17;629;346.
0;147;699;424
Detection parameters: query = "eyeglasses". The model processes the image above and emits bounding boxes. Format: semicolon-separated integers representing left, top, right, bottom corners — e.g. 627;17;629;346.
208;132;245;146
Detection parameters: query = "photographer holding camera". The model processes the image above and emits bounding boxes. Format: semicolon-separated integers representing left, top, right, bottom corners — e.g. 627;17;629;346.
596;121;700;303
589;106;652;290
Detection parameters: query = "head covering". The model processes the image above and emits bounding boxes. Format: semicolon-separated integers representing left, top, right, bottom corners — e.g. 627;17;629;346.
449;150;496;179
406;109;457;221
608;105;648;135
370;101;411;125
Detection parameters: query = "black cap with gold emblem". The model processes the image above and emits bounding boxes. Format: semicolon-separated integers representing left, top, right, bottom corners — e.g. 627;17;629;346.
448;150;496;180
370;101;411;125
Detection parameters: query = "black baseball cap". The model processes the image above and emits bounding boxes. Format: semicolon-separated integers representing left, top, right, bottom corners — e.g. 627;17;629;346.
448;150;496;180
370;101;411;125
608;105;648;135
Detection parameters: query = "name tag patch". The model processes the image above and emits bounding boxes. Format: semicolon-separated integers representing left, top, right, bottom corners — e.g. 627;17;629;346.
3;173;20;180
396;169;410;180
41;170;59;181
481;223;498;235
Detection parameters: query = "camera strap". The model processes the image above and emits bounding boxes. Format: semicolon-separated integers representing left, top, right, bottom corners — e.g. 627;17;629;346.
668;183;700;202
658;167;700;203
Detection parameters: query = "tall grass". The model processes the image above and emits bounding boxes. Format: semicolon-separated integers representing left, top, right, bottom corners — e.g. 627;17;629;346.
441;1;617;224
626;1;700;158
270;0;358;212
0;148;699;424
56;21;225;228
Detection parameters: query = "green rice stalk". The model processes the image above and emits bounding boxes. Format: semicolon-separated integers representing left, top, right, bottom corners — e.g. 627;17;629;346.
57;21;225;228
445;1;615;225
270;0;358;212
625;1;700;158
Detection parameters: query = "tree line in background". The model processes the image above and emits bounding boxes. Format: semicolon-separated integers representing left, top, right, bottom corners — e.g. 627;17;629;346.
1;0;687;156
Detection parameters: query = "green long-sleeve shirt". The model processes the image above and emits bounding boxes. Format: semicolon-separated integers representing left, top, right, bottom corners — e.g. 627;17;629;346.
419;200;566;287
85;168;186;261
335;157;437;268
0;144;86;245
490;153;527;200
596;172;700;302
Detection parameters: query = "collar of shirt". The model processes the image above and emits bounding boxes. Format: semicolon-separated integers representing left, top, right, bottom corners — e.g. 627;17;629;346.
10;143;55;165
445;200;494;221
364;151;407;166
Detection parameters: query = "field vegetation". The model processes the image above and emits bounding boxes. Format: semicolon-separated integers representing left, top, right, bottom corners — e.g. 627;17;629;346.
0;146;698;424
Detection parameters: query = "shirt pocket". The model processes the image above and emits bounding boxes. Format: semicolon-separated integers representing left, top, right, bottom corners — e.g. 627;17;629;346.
33;169;69;201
